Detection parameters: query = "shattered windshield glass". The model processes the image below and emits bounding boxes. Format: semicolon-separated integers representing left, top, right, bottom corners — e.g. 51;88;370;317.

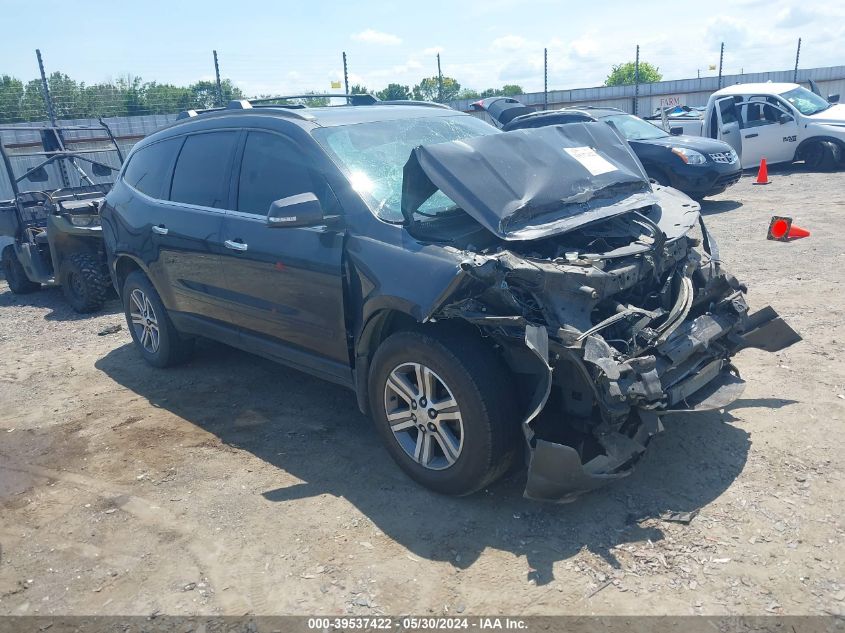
313;115;498;222
780;87;831;115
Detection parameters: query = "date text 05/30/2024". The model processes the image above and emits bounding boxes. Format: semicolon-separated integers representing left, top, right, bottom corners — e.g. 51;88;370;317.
307;617;528;630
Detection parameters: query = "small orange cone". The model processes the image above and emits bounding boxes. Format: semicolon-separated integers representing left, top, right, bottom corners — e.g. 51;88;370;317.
767;216;810;241
754;158;770;185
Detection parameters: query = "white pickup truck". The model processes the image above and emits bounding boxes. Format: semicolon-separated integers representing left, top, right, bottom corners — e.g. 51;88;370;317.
648;83;845;170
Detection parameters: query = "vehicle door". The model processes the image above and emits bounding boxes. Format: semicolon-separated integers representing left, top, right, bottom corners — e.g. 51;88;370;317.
714;96;743;157
146;131;237;322
217;129;349;380
737;96;799;168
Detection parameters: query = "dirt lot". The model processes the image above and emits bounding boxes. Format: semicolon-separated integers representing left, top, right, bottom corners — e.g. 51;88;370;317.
0;165;843;617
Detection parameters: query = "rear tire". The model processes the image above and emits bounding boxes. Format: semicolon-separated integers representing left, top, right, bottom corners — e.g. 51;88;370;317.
368;329;519;496
802;141;838;172
59;252;109;313
122;271;193;368
2;245;40;294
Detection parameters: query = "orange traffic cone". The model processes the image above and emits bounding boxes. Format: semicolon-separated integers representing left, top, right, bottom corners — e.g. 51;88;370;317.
767;216;810;241
754;158;770;185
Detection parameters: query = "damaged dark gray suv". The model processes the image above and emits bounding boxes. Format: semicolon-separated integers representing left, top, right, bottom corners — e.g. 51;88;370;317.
101;96;800;502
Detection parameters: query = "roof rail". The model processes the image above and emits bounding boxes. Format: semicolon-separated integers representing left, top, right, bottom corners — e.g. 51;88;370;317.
230;94;379;108
378;99;450;109
562;105;625;112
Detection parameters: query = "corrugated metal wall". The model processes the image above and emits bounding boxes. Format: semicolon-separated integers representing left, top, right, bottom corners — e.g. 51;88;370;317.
451;65;845;121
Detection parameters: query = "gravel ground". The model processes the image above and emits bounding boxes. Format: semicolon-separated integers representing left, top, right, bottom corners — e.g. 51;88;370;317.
0;165;843;617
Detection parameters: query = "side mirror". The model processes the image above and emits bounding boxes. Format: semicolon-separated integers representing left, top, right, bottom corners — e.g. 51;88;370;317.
778;113;794;124
26;167;49;182
828;94;840;104
669;126;683;136
266;193;324;228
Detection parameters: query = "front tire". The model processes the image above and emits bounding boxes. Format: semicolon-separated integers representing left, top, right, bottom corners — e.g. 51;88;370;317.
60;252;109;313
368;329;519;496
122;271;193;367
2;245;40;294
802;141;839;172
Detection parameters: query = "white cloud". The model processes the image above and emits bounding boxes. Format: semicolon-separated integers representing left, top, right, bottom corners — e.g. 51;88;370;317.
422;46;443;56
491;35;527;51
775;6;815;28
351;29;402;45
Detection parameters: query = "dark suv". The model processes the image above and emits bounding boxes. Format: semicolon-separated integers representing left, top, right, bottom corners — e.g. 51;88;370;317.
102;96;799;502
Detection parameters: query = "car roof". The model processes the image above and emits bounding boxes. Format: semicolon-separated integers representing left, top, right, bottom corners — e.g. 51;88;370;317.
561;106;627;119
168;103;467;131
713;82;799;97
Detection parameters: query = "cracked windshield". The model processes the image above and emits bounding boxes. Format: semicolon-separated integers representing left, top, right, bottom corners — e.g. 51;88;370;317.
314;115;497;222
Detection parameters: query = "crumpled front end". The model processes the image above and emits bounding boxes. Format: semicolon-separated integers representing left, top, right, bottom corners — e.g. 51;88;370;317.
427;188;801;502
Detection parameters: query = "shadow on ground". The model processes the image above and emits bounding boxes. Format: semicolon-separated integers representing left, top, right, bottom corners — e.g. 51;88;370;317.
0;284;121;321
96;339;754;585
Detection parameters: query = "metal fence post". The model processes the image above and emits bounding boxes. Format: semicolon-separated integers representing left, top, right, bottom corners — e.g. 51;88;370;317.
544;48;548;110
437;53;443;103
633;45;640;115
36;48;69;187
213;50;223;106
793;38;801;83
343;51;349;95
718;42;724;89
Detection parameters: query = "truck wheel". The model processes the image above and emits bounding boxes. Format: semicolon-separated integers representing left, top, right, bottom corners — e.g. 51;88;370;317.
368;329;519;496
60;253;108;313
2;245;40;294
122;271;193;368
802;141;838;172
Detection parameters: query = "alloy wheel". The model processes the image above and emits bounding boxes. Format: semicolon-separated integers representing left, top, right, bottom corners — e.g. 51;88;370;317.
129;288;160;353
383;362;464;470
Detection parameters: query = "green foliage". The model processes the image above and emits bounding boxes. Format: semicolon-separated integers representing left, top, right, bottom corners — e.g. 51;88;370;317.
348;83;370;95
376;83;412;101
412;76;460;103
0;72;245;123
477;84;524;99
604;62;662;86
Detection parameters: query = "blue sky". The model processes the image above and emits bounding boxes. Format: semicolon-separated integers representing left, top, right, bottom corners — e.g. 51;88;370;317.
1;0;842;95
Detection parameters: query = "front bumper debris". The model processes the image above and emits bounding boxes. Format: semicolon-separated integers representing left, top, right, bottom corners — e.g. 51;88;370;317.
519;304;800;503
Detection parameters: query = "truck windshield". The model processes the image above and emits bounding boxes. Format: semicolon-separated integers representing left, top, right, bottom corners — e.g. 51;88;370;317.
780;87;831;116
313;115;498;223
600;114;669;140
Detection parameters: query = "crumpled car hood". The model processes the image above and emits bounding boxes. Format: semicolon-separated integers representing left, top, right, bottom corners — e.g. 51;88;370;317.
401;122;658;241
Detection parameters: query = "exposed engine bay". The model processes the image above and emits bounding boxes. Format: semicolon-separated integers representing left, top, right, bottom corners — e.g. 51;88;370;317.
400;124;801;502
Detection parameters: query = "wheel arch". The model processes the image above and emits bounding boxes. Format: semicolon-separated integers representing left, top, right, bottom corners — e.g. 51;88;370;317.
352;308;504;416
794;135;845;162
112;253;147;295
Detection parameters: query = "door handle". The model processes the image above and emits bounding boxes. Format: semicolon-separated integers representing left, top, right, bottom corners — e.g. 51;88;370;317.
744;133;759;139
224;239;248;252
151;224;168;235
721;129;732;135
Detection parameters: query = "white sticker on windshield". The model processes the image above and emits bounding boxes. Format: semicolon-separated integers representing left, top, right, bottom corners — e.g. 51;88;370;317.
563;146;617;176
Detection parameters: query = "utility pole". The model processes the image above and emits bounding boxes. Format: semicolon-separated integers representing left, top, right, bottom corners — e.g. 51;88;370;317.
543;48;548;110
213;50;223;106
436;53;443;103
342;51;349;95
633;44;640;115
793;37;802;83
36;49;69;188
718;42;725;89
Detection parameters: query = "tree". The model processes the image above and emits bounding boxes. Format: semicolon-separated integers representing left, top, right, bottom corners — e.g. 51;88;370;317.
456;88;480;100
604;62;662;86
348;83;370;95
376;83;412;100
412;76;460;103
478;84;525;98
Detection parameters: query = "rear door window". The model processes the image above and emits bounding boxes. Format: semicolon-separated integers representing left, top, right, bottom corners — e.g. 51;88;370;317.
236;132;317;216
122;138;181;198
169;131;238;209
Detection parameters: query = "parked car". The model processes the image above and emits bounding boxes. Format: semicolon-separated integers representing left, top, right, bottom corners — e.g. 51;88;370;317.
471;97;742;200
101;95;799;501
647;83;844;170
0;122;123;312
